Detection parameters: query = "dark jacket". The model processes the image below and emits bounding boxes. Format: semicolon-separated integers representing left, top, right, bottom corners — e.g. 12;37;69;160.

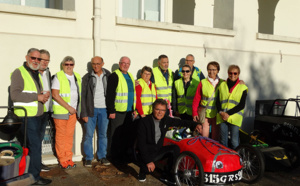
137;114;199;164
80;68;111;118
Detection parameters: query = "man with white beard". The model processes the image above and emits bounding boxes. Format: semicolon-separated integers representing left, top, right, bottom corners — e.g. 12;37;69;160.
10;48;52;185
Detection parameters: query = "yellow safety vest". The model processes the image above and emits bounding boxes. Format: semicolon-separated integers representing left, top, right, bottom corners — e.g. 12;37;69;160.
137;78;156;115
216;82;248;127
52;70;81;119
178;67;201;81
175;78;199;115
200;79;223;118
114;69;136;112
13;66;44;117
152;67;173;102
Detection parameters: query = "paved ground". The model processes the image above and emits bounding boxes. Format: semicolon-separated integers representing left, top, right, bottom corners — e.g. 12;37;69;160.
41;160;300;186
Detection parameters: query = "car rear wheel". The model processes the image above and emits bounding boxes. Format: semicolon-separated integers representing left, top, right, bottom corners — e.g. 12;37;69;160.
282;142;300;168
174;151;204;186
236;144;265;184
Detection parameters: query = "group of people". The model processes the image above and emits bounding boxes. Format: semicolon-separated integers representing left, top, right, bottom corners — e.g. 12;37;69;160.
9;48;247;185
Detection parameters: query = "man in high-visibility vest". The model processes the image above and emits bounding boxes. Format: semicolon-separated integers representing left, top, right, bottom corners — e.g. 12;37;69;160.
151;55;174;116
38;49;53;172
10;48;52;185
106;56;137;163
174;54;205;81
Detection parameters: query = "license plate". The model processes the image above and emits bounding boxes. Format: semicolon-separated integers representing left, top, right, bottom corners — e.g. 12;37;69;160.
204;170;242;184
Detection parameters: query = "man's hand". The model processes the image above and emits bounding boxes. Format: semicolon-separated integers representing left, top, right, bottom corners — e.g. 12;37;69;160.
220;111;229;121
82;117;88;123
133;111;138;119
147;162;155;172
38;93;49;104
195;124;203;135
109;113;116;119
193;115;199;122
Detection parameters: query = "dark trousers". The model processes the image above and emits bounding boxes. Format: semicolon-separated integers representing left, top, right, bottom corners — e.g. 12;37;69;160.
40;112;50;143
139;145;180;175
20;116;42;181
108;111;133;161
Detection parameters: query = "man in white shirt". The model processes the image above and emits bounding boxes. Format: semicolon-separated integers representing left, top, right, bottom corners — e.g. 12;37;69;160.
38;49;52;172
81;56;111;167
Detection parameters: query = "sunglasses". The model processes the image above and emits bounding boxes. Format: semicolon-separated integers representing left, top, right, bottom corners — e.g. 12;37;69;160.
229;72;238;75
182;70;190;73
30;56;42;61
64;63;74;66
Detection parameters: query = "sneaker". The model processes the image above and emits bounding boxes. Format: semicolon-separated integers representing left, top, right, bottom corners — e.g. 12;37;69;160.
41;163;51;172
60;161;70;169
100;158;111;166
67;160;76;168
138;172;146;182
85;160;92;168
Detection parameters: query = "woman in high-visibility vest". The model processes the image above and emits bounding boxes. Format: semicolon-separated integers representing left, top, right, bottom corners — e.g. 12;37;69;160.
136;66;157;117
173;64;200;120
216;65;248;149
52;56;81;169
192;61;223;140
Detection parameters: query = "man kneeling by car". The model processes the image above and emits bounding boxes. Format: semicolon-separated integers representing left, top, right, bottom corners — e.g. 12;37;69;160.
137;99;202;183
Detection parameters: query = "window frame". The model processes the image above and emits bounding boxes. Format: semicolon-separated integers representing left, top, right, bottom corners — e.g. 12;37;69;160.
119;0;164;22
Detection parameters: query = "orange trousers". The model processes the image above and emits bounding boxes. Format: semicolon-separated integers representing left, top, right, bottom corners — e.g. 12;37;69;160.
53;114;77;164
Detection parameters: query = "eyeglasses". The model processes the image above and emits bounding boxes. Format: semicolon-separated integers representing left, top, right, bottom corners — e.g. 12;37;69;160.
120;62;130;66
185;60;194;62
92;63;102;66
30;56;42;61
182;70;190;73
41;59;50;63
154;108;166;112
64;63;74;66
229;72;238;75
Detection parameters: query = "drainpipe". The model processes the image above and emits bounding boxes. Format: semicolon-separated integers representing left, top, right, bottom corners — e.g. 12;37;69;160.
94;0;101;56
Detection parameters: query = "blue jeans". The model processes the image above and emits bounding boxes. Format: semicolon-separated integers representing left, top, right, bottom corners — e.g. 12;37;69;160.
83;108;109;160
220;122;240;149
19;116;42;181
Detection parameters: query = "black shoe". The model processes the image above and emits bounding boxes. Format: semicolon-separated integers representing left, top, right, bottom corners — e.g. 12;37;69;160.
138;172;146;182
32;177;52;185
85;160;92;168
100;158;111;166
41;163;51;172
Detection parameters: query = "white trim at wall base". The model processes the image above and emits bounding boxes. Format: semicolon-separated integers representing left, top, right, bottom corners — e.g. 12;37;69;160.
42;154;83;165
0;3;76;20
116;17;236;37
257;33;300;44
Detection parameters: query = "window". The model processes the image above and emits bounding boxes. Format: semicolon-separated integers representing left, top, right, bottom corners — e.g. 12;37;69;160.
120;0;163;22
0;0;75;11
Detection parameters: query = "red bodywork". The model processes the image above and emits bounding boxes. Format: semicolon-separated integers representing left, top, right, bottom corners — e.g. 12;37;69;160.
164;136;243;184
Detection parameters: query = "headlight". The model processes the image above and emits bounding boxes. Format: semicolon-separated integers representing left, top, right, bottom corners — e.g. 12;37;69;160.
215;161;223;169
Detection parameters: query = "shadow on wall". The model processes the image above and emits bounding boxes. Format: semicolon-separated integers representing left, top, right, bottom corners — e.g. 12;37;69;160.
242;57;288;132
178;58;185;69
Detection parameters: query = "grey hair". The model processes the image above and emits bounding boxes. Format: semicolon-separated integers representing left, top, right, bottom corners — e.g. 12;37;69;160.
186;54;195;61
27;48;40;55
62;56;75;65
39;49;50;58
119;56;131;63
